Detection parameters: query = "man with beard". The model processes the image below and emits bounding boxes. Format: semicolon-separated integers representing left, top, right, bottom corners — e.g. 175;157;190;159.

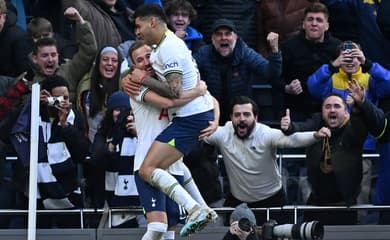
193;18;281;125
280;93;369;225
129;4;218;237
203;96;329;226
123;41;216;239
307;41;390;155
307;40;390;212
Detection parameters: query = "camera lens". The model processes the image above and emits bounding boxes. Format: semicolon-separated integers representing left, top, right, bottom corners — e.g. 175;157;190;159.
272;221;324;240
238;218;251;232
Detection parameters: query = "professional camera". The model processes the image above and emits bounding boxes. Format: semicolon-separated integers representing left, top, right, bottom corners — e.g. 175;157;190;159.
262;219;324;240
47;96;64;106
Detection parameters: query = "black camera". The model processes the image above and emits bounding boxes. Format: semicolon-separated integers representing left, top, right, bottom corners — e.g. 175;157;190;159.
262;219;324;240
238;218;252;232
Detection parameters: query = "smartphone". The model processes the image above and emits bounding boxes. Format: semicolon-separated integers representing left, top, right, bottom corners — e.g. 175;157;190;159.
343;42;354;51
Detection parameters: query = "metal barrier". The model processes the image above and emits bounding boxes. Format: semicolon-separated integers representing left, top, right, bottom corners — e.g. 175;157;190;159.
1;204;390;228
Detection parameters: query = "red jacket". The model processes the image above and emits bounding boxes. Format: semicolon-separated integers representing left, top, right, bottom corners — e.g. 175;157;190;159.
0;77;29;120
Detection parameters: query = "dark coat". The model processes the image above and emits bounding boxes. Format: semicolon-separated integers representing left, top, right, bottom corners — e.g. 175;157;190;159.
63;0;134;50
256;0;312;57
377;0;390;41
284;111;368;206
0;7;32;77
193;37;282;123
10;101;89;209
358;98;390;204
0;75;29;121
281;31;341;114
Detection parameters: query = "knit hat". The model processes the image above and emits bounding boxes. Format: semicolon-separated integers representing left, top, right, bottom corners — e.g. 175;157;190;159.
107;91;130;110
212;18;237;33
230;203;257;227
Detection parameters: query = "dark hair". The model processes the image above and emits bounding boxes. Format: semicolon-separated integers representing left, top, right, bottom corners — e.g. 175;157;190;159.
99;107;134;139
164;0;197;20
32;37;58;55
230;96;259;117
134;3;168;24
41;75;69;93
323;93;347;108
304;2;329;20
89;46;123;118
27;17;53;37
128;40;149;63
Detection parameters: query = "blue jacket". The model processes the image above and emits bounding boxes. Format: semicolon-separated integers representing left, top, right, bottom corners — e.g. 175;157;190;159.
308;63;390;103
321;0;390;68
184;26;204;53
193;37;282;123
307;62;390;151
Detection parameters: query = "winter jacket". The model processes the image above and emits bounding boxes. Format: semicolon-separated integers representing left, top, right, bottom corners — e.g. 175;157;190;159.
307;62;390;151
377;0;390;41
307;62;390;104
321;0;390;68
10;100;89;209
90;129;139;210
0;5;32;77
183;26;204;54
357;97;390;204
284;111;368;206
281;31;341;114
256;0;312;57
0;75;29;120
32;21;97;103
63;0;134;50
193;37;282;123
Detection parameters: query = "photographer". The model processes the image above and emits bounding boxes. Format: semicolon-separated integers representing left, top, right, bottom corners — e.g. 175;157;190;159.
10;75;90;228
224;203;323;240
89;91;140;228
223;203;261;240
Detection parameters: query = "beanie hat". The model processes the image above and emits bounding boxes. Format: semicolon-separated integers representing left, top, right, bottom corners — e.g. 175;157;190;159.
230;203;257;226
107;91;130;110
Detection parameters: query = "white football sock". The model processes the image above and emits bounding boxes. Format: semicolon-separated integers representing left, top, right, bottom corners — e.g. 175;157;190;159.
162;230;175;240
182;163;207;206
151;168;199;212
141;222;167;240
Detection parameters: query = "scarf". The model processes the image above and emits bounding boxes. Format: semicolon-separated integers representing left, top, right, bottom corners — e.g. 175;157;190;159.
320;113;350;173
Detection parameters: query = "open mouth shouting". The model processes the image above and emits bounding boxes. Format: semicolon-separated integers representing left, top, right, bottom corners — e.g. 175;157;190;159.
43;63;56;75
327;113;339;127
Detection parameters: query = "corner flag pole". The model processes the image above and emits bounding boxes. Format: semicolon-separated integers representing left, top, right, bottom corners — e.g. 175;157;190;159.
28;83;40;240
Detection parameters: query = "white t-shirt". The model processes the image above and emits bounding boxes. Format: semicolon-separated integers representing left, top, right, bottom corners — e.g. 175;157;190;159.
150;30;213;118
131;86;183;175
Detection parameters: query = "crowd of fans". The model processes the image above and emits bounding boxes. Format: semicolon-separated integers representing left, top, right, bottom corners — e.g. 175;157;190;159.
1;0;390;232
